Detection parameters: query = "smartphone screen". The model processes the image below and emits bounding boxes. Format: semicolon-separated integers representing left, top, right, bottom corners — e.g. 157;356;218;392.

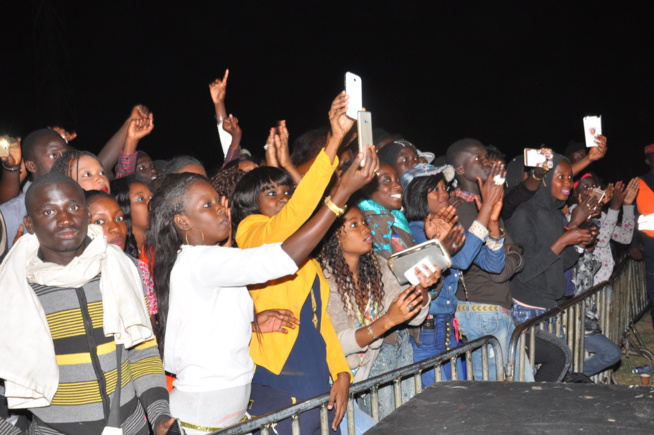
345;72;363;119
357;111;373;155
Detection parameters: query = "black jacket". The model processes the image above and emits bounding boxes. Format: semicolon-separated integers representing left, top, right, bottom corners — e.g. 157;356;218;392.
506;153;579;308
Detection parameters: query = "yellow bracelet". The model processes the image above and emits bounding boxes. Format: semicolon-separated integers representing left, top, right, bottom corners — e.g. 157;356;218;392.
324;195;347;217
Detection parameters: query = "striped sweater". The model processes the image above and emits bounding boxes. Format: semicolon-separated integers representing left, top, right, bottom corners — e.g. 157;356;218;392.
0;274;170;435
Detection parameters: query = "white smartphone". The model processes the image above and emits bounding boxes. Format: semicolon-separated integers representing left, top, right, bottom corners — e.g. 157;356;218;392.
357;111;373;155
404;258;437;286
523;148;553;168
345;72;362;120
583;115;602;147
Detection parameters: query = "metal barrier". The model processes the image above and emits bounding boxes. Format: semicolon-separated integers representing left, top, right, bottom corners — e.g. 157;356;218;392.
506;256;649;382
214;257;647;433
214;336;504;435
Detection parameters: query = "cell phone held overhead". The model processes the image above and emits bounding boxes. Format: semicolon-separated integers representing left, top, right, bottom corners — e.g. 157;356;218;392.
0;136;18;159
523;148;553;169
357;111;373;155
345;72;363;120
583;115;602;147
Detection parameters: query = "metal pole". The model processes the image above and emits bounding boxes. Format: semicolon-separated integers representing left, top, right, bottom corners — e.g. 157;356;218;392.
414;371;422;394
291;413;300;435
393;379;402;410
320;405;328;435
370;386;379;422
346;398;354;435
481;344;489;381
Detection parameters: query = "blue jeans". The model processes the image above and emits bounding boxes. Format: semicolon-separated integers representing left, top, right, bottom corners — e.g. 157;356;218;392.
512;303;571;382
358;329;414;421
410;314;466;387
511;304;547;324
583;333;622;376
339;401;377;435
455;302;534;382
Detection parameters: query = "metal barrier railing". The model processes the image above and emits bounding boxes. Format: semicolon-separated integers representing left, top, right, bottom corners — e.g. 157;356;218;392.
213;258;647;433
506;256;648;382
214;336;504;435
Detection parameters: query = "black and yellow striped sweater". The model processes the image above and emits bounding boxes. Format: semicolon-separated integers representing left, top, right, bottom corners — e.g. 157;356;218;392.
0;274;170;435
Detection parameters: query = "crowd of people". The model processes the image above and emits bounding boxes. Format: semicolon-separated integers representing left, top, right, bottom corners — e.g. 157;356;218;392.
0;69;650;435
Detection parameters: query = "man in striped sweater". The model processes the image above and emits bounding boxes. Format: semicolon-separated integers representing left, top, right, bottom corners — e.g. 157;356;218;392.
0;173;174;434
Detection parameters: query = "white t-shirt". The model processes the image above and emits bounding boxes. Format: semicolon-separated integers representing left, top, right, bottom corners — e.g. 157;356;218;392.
164;242;298;392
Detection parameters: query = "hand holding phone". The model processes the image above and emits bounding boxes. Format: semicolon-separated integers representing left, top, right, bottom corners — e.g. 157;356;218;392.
357;111;373;159
345;72;362;119
583;116;602;147
523;148;553;169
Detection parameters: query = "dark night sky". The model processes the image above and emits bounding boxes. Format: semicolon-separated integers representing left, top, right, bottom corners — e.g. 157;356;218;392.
2;1;653;180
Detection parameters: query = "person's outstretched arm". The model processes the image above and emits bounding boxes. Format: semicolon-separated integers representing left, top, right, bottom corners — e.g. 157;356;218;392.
282;147;378;264
98;105;150;172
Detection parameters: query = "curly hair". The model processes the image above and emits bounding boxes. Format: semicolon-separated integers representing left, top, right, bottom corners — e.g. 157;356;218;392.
317;207;385;318
210;165;246;200
145;172;206;356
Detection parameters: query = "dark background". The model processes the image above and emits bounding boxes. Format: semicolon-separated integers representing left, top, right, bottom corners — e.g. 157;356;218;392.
2;1;653;180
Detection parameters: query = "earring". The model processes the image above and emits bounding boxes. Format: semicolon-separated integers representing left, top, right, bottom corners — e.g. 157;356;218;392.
192;226;205;243
185;230;190;245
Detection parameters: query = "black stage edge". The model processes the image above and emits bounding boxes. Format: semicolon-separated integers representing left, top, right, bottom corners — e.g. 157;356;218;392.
365;381;654;434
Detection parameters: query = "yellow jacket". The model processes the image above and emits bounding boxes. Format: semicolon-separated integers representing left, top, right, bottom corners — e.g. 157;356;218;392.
236;150;351;381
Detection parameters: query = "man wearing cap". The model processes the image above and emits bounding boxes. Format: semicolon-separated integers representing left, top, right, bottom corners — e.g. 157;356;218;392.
633;144;654;328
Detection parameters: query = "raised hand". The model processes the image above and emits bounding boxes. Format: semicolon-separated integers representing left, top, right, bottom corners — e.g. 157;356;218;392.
274;120;292;167
0;137;21;168
209;69;229;105
569;194;600;228
222;114;242;141
50;126;77;143
588;135;607;162
255;309;300;334
439;224;466;256
474;162;505;227
328;91;355;141
602;182;615;206
273;120;303;184
130;104;150;120
623;178;639;205
424;205;458;240
608;181;627;210
264;128;279;167
127;113;155;141
334;145;379;198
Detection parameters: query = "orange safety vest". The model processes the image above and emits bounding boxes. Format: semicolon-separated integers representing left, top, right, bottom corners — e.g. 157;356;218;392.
636;178;654;237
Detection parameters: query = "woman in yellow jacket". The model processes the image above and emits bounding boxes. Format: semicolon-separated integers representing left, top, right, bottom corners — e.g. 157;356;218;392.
232;92;378;433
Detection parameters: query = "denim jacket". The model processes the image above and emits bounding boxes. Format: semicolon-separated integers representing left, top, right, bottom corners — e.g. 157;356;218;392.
410;220;505;315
